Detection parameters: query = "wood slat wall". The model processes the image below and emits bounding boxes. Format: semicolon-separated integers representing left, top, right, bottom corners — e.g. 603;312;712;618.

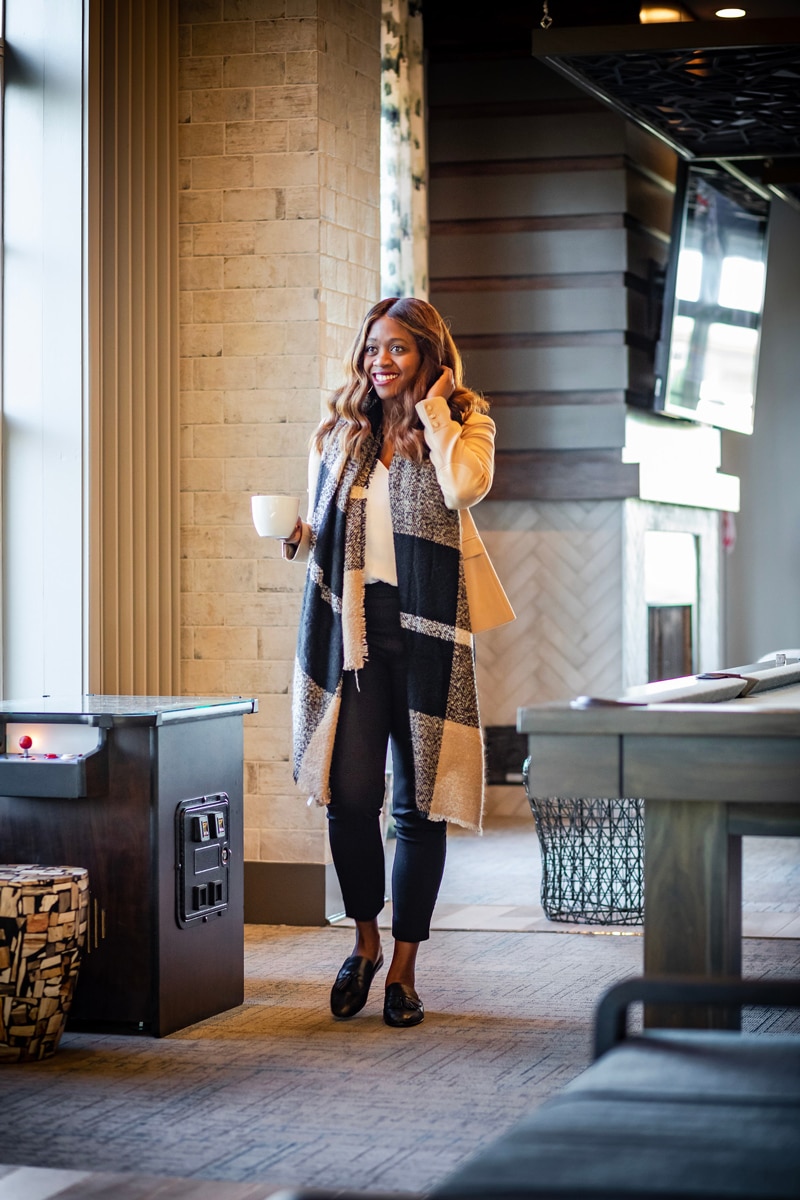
427;67;675;500
88;0;180;695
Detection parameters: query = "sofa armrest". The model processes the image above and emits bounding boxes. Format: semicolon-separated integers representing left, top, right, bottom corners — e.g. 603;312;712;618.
594;975;800;1059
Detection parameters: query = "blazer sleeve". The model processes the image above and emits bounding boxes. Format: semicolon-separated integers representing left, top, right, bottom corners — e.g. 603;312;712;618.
415;395;495;510
280;446;319;562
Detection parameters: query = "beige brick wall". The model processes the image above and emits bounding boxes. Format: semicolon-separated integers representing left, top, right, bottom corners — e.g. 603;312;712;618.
178;0;381;869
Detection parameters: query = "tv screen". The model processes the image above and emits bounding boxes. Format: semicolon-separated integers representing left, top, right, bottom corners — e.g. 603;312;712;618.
652;161;770;436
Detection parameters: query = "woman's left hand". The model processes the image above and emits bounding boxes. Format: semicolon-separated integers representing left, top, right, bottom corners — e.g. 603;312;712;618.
427;366;455;400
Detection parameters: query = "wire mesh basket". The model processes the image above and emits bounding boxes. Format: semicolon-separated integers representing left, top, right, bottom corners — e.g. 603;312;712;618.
523;756;644;926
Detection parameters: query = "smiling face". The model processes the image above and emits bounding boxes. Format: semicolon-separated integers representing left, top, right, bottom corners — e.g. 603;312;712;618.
363;316;423;401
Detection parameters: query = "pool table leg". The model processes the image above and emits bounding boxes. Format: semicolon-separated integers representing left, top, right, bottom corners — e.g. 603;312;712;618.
644;798;742;1029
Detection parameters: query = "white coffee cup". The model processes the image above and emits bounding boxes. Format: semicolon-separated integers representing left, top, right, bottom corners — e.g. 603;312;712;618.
251;494;300;539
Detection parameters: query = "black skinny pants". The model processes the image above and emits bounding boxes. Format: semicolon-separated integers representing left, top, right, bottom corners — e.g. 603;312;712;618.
327;581;447;943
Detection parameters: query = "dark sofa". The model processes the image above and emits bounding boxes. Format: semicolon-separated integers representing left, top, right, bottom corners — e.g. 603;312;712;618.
277;976;800;1200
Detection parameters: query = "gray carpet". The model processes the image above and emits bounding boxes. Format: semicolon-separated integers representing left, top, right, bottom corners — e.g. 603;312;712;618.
1;925;799;1197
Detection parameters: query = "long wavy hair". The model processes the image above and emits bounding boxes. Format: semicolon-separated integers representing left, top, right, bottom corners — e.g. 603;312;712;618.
313;297;489;462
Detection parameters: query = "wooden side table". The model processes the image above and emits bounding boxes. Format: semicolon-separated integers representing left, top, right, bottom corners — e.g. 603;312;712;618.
0;865;89;1062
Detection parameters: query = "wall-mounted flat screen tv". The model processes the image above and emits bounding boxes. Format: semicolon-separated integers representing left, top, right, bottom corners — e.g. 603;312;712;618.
652;160;770;436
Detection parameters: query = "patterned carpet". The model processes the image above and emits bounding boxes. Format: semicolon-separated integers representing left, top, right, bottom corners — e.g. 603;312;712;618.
338;818;800;938
1;923;798;1198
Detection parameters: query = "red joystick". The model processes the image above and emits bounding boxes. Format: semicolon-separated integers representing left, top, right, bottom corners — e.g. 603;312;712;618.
19;735;33;757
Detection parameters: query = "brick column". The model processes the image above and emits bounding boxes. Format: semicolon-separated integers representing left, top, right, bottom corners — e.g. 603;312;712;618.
178;0;381;923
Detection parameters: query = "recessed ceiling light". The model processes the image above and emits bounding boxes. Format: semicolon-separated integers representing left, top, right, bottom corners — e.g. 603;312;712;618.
640;4;690;19
715;7;747;16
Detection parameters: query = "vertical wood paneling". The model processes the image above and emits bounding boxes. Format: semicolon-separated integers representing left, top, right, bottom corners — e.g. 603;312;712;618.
88;0;179;695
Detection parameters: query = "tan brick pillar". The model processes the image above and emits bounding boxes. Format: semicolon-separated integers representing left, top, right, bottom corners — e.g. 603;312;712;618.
178;0;381;923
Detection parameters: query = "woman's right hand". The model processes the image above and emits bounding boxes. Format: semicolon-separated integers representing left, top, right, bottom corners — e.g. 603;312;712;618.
282;517;303;548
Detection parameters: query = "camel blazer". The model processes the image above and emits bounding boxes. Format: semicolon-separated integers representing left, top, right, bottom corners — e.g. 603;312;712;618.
416;394;515;634
459;506;516;633
283;395;515;635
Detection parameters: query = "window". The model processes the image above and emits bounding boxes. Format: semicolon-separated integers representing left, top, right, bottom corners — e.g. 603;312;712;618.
2;0;87;699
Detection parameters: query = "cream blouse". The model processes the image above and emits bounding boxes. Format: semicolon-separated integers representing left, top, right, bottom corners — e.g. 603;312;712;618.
364;461;398;586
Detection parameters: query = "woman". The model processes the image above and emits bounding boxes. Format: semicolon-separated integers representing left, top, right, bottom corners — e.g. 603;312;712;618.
281;297;514;1028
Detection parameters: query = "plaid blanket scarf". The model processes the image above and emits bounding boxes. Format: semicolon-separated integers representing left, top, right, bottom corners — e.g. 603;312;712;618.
292;406;485;832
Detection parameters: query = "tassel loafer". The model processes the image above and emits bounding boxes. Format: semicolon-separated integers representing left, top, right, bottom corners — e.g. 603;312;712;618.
330;952;384;1019
383;981;424;1027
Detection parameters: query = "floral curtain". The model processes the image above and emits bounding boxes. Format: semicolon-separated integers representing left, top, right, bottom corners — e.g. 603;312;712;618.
380;0;428;299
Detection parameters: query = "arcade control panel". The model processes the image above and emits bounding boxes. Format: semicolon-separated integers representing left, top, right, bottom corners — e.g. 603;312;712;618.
0;722;107;798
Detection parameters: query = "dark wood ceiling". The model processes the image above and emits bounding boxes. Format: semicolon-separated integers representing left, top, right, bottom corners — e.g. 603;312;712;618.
423;1;800;204
424;1;800;61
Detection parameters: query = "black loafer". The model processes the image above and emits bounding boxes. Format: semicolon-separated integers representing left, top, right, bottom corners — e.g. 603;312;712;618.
383;981;424;1028
330;952;384;1019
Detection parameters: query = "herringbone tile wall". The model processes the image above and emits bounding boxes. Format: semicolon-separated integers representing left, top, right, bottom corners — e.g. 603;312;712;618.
475;498;625;721
473;497;721;816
